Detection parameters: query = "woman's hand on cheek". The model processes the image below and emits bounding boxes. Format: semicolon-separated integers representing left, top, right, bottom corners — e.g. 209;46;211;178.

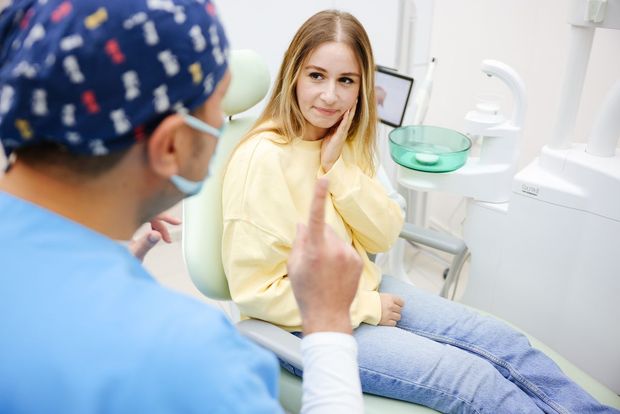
320;100;357;172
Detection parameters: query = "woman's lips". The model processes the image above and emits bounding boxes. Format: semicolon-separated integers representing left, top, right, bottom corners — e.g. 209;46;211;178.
314;107;339;116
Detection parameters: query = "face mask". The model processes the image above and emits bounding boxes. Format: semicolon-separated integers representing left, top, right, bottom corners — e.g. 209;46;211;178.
170;111;225;197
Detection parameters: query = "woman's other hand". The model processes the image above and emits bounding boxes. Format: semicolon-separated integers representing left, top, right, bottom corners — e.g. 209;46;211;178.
378;293;404;326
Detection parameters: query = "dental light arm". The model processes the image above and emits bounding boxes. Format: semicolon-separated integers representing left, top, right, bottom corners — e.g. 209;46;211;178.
549;0;620;151
587;79;620;157
480;60;527;127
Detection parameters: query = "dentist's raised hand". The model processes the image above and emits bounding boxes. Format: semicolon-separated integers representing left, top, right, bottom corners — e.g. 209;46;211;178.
287;178;363;335
320;101;357;172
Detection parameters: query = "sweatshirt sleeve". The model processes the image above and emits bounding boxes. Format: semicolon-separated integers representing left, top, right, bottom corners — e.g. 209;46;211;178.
222;218;383;329
321;157;404;254
222;218;302;329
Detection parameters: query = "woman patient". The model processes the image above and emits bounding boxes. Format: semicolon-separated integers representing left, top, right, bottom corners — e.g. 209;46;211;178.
222;9;616;413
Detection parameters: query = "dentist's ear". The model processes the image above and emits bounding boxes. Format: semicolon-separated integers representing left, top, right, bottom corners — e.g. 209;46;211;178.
146;114;187;179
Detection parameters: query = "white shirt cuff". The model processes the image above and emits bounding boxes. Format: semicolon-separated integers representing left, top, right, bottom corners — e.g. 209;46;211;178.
299;332;363;414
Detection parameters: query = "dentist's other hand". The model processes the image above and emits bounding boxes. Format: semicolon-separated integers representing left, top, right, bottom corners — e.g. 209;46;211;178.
288;178;362;335
149;214;182;243
129;214;182;262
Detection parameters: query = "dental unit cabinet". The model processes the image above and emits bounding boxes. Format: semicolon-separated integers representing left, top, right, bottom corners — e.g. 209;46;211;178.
396;0;620;392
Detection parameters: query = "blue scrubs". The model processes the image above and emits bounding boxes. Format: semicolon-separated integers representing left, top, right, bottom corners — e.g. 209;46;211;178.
0;192;282;413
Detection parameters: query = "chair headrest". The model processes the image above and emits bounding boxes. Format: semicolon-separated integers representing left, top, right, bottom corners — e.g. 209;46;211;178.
183;49;270;301
222;49;271;117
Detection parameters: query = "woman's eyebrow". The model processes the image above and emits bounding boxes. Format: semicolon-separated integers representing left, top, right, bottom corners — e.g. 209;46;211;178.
304;65;360;77
304;65;327;72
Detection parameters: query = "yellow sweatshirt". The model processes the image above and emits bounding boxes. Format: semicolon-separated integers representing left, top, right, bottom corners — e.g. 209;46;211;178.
222;130;404;331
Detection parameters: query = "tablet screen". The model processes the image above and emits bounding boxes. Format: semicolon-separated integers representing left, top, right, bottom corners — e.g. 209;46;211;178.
375;66;414;128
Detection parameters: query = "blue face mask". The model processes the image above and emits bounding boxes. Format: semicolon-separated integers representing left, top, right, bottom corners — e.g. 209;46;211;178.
170;111;225;197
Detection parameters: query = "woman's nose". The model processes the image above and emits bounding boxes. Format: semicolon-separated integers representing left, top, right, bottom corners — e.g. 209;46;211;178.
319;82;337;105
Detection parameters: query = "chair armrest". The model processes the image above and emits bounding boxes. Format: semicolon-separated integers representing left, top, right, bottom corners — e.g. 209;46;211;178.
399;222;466;255
237;319;303;370
399;222;469;299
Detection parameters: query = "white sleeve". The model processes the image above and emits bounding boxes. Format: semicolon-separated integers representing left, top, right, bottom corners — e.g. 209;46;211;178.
300;332;363;414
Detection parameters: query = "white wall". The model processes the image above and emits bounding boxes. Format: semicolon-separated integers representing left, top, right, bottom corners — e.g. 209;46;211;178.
216;0;403;117
422;0;620;235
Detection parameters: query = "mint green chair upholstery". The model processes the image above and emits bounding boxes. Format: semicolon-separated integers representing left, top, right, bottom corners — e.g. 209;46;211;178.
183;50;620;413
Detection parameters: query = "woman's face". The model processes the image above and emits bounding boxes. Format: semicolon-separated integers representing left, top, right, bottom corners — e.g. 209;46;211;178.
296;41;361;141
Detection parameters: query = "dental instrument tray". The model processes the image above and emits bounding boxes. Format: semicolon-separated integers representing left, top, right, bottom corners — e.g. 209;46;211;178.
388;125;471;173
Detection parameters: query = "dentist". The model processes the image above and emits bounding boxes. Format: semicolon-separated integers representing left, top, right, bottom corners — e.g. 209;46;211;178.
0;0;362;412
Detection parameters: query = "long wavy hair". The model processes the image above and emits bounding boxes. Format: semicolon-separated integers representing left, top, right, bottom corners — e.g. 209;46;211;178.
246;10;378;175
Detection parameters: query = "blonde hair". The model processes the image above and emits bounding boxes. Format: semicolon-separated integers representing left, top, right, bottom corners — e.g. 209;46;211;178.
246;10;378;175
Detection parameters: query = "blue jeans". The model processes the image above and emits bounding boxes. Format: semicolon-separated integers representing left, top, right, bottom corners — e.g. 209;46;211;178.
282;276;618;413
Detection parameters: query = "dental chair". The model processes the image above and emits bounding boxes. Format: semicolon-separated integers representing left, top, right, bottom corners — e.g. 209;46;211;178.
182;50;620;413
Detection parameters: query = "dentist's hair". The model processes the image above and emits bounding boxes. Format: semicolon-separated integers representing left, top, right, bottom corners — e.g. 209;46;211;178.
251;9;378;175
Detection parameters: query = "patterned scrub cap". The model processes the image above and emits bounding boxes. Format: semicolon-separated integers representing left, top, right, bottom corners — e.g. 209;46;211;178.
0;0;229;157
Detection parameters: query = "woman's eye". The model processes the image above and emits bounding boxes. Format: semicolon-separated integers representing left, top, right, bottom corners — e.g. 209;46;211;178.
309;72;324;80
340;77;354;85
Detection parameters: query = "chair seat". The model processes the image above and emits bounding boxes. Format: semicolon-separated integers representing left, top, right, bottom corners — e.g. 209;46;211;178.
276;313;620;413
279;368;436;413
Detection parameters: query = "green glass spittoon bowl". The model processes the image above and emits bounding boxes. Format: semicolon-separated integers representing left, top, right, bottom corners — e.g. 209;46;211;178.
388;125;472;173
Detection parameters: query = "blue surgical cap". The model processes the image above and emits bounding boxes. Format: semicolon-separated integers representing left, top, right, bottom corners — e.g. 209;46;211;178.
0;0;229;156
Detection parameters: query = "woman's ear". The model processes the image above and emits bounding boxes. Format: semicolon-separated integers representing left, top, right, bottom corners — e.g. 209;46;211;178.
146;114;186;179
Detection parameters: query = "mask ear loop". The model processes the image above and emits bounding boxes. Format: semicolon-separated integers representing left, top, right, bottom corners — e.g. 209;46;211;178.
4;152;16;173
176;109;222;138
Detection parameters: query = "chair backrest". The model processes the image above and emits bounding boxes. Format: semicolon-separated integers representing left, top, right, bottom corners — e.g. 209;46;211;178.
182;50;270;300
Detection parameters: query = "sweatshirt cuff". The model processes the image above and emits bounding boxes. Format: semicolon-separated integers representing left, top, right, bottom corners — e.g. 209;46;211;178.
351;290;382;326
319;156;357;198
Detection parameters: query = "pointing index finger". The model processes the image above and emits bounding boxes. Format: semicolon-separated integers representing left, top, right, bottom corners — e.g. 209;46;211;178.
307;178;329;244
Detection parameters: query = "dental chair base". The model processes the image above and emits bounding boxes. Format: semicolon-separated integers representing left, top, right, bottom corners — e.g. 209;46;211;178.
461;144;620;393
